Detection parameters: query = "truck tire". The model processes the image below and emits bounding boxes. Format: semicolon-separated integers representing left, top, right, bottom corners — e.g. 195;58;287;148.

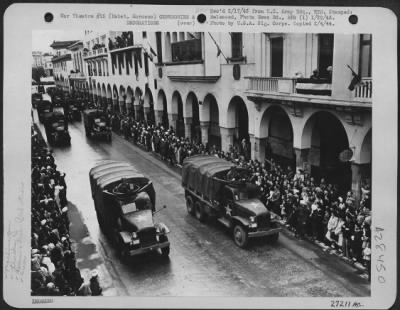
186;196;195;215
233;224;249;248
194;201;207;222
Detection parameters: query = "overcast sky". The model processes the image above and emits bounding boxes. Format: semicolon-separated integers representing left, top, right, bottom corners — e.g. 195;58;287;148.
32;30;85;54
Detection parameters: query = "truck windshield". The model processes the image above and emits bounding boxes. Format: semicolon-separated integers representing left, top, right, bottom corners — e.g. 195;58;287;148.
234;191;249;200
121;202;137;214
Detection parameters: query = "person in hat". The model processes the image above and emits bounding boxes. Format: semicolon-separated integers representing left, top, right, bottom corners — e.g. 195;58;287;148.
89;270;103;296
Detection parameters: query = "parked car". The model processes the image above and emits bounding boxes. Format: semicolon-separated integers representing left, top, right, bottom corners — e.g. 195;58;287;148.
43;111;71;146
182;155;281;248
89;160;170;258
83;109;112;141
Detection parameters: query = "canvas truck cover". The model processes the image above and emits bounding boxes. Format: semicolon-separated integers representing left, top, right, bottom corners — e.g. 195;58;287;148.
182;155;233;200
89;160;145;193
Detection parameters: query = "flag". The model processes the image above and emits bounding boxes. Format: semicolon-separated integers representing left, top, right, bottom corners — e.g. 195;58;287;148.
347;64;361;91
348;73;361;91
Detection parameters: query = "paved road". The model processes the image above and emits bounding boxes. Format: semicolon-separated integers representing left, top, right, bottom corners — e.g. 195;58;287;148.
35;112;370;297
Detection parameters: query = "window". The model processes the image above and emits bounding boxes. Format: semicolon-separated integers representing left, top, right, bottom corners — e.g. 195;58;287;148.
142;31;147;39
318;34;334;79
270;37;283;77
359;34;372;77
171;38;202;62
231;32;243;60
156;32;163;63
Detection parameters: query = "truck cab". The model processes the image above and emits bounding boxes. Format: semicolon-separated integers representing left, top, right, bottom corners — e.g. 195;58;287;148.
182;155;281;248
90;160;170;259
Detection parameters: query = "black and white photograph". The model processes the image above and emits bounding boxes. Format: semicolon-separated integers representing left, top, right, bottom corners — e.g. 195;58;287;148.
30;29;373;297
3;4;397;309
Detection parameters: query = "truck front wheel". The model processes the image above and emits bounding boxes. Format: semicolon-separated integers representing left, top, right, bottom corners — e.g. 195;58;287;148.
195;201;207;222
186;196;195;215
233;224;249;248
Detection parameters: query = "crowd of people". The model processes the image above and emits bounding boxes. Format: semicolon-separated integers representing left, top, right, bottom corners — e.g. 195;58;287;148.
31;125;102;296
110;111;372;276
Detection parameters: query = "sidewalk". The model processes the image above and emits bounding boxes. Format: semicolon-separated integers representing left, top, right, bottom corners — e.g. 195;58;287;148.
116;131;369;278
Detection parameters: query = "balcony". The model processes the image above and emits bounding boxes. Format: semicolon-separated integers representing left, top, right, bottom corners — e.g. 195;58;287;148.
245;77;372;107
69;71;86;80
83;47;108;59
52;54;72;63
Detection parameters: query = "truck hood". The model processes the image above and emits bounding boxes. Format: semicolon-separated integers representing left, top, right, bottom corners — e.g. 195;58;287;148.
122;209;154;231
235;199;268;216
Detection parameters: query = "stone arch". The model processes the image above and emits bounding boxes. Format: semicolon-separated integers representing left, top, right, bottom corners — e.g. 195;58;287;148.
260;105;295;167
126;86;134;116
301;110;351;191
144;87;155;124
119;85;126;114
156;89;169;128
202;93;221;149
171;91;184;137
184;92;201;142
226;96;250;156
112;84;119;113
134;87;144;121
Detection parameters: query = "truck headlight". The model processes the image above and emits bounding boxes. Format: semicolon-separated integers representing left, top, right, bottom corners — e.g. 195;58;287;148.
130;239;140;245
249;216;257;228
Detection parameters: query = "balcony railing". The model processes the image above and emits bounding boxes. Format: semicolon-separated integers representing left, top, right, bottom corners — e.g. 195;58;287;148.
246;76;372;102
247;77;296;94
171;39;202;63
354;78;372;99
84;47;108;58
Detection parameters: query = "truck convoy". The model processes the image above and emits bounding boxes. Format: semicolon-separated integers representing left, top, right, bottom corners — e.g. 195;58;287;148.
182;155;281;248
89;160;170;258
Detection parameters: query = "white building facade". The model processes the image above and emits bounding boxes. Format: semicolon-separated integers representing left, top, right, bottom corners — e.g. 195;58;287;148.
67;41;88;96
81;31;372;199
50;40;78;92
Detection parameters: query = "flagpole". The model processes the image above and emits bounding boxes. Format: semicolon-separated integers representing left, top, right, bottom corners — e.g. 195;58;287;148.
208;32;228;62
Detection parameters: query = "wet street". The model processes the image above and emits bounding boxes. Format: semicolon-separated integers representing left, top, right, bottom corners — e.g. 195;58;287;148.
35;111;370;297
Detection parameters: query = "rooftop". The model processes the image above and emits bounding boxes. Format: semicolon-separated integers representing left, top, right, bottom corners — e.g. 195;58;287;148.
50;40;80;49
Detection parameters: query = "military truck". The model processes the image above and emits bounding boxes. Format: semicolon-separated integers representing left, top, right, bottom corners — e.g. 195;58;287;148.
83;109;112;141
182;155;281;248
37;94;53;123
89;160;170;258
43;111;71;146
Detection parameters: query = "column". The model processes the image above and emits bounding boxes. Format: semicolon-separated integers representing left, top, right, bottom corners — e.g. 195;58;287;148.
220;127;235;152
351;163;362;202
107;98;113;113
133;105;140;121
249;134;256;161
168;113;178;131
253;137;267;162
155;110;163;126
119;97;125;114
184;117;192;141
112;98;118;113
200;121;209;145
294;148;310;170
144;107;150;123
